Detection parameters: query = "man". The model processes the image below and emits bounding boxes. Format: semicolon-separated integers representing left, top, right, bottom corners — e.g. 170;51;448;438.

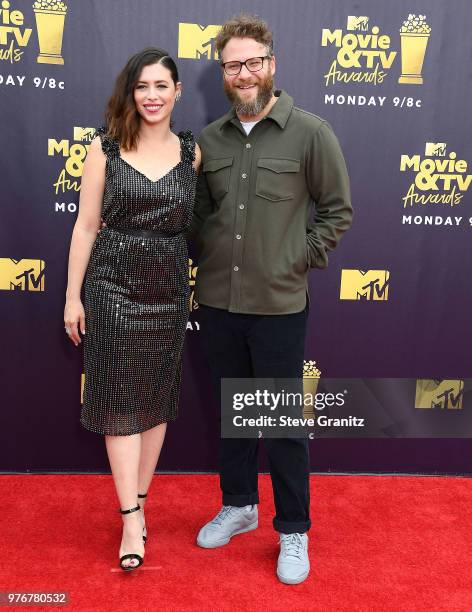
191;14;352;585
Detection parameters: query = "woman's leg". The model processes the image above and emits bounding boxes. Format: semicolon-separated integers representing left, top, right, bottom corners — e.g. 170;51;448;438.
105;433;144;568
137;423;167;513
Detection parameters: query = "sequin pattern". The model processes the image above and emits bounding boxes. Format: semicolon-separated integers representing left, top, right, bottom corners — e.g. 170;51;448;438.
81;127;196;436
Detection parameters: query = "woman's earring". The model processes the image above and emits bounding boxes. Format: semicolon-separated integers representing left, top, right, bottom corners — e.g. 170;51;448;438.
175;92;181;102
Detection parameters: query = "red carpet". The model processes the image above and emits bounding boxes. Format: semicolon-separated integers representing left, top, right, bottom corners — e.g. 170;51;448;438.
1;474;471;611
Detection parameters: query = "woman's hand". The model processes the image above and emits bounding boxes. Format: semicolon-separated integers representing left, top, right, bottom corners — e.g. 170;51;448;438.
64;298;86;346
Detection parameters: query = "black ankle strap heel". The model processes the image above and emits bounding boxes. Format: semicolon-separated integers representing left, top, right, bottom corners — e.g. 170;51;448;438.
119;505;141;515
118;505;144;571
138;493;148;543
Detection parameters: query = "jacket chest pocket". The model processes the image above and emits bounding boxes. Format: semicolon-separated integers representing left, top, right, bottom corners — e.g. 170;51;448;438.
203;156;234;202
255;158;300;202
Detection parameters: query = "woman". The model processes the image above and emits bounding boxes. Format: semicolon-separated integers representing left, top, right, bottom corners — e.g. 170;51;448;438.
64;48;200;571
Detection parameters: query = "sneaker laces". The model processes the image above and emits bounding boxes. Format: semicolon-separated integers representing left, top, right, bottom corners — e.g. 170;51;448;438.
279;533;305;560
211;505;242;526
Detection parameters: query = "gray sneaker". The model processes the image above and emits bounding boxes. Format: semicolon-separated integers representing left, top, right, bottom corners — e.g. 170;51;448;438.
197;505;258;548
277;533;310;585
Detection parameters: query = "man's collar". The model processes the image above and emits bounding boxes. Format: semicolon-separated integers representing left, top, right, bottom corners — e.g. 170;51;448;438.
219;90;293;131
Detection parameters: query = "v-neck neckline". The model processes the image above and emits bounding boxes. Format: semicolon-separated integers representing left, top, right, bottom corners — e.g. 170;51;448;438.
119;134;183;184
119;157;182;184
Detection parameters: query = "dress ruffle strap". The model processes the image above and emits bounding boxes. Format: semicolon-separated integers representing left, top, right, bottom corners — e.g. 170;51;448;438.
93;126;120;159
94;126;194;163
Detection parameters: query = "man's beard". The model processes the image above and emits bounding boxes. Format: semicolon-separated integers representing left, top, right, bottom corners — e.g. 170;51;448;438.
224;71;274;117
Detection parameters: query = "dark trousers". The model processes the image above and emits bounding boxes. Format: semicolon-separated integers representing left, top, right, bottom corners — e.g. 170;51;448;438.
198;304;311;534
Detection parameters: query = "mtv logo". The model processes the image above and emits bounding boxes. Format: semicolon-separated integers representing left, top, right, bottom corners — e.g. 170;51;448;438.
340;270;389;301
347;16;369;31
73;127;96;142
425;142;446;157
0;258;45;291
178;23;221;60
415;380;464;410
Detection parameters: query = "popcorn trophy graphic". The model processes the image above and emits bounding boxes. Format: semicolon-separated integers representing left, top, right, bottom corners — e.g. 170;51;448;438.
398;14;431;84
33;0;67;65
303;360;321;418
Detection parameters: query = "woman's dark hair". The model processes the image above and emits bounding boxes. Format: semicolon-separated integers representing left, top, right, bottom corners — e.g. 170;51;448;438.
105;47;179;150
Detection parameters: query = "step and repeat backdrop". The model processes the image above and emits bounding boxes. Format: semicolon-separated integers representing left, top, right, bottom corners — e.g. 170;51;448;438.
1;0;471;472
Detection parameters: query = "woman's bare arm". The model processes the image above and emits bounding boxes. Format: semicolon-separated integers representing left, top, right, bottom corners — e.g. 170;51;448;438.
64;136;106;344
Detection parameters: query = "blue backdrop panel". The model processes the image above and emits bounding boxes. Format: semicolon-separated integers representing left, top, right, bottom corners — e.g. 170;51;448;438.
1;0;471;472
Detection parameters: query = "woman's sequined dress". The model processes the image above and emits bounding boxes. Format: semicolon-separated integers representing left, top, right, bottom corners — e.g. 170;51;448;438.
81;127;196;435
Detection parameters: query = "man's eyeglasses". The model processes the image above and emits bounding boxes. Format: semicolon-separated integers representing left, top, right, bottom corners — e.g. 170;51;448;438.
221;56;271;76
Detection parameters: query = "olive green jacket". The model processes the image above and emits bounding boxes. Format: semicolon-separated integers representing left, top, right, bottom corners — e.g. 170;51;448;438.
191;90;352;314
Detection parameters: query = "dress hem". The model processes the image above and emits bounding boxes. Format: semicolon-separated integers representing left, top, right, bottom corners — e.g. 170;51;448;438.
80;413;178;436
